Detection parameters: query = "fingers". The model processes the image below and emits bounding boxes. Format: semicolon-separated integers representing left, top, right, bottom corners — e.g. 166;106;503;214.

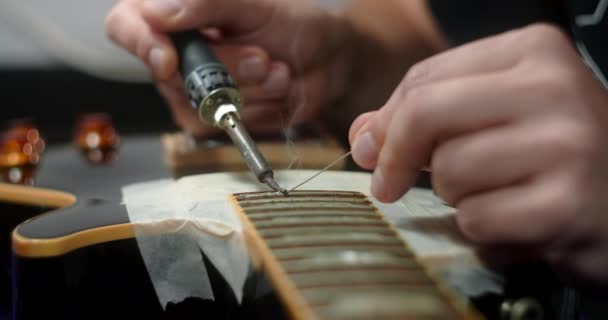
354;71;526;202
400;26;523;90
212;46;292;92
349;24;574;174
353;29;526;153
105;1;292;88
239;62;291;98
456;174;574;244
430;122;568;206
105;0;178;80
140;0;277;34
399;23;574;92
348;24;563;167
213;45;270;85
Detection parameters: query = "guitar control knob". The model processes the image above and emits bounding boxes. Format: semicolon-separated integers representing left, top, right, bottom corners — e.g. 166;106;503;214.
0;119;44;185
5;118;45;154
73;113;120;164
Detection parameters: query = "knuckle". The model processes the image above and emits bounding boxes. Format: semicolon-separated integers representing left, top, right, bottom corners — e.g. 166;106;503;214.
104;9;121;39
546;78;577;105
519;23;571;49
404;61;430;85
404;86;434;125
456;209;492;243
180;0;208;19
377;148;400;173
430;151;460;205
542;123;594;159
377;162;398;181
366;109;389;145
394;71;428;106
392;80;411;104
135;38;152;61
516;65;579;107
546;129;577;156
537;183;581;237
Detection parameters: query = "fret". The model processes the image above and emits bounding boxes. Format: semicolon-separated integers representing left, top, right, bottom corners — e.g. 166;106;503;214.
272;246;414;261
260;226;395;238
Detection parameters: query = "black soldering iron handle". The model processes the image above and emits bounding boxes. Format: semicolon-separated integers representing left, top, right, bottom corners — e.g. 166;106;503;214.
170;32;282;192
169;31;240;125
170;31;221;77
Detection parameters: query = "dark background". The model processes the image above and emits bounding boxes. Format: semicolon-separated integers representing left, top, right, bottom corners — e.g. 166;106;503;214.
0;66;178;147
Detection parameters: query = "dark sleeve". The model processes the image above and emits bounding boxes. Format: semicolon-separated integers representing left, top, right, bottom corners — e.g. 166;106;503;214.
427;0;571;46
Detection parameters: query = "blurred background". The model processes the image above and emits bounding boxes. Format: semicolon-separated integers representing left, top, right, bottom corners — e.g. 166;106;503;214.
0;0;348;146
0;0;179;146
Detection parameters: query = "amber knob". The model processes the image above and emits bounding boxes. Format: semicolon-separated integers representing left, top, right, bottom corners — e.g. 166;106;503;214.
0;119;44;185
5;118;46;154
73;113;120;164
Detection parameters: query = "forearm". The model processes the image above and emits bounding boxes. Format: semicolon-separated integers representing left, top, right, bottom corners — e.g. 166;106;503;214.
323;0;448;141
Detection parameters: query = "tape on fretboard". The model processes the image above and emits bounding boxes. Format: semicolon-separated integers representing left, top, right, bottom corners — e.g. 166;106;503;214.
230;190;484;320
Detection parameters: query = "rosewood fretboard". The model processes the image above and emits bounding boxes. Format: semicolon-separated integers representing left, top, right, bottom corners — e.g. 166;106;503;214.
231;190;483;320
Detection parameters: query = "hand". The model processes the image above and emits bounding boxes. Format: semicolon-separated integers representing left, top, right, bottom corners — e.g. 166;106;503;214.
349;24;608;284
105;0;352;137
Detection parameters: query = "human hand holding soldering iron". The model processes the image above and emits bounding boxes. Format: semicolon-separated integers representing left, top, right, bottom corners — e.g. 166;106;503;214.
106;0;608;286
105;0;357;138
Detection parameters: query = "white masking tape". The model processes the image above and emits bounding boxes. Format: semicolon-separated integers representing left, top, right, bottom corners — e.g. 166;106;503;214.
121;170;503;309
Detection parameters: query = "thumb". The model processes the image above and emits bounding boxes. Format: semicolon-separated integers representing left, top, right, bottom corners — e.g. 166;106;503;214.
140;0;277;35
348;111;377;145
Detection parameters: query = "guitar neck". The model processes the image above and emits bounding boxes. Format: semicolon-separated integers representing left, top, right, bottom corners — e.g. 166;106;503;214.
231;190;483;320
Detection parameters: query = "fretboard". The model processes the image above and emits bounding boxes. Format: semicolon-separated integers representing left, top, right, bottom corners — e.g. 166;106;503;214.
231;190;483;320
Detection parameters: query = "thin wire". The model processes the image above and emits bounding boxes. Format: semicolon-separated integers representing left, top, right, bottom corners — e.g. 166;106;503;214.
288;151;352;192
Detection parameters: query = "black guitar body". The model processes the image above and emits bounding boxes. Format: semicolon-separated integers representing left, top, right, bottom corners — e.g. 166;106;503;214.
7;198;287;320
1;136;597;319
0;202;48;318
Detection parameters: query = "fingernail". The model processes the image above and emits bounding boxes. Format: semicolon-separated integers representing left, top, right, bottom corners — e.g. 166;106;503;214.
352;132;378;167
263;66;289;92
371;168;386;201
145;0;180;16
238;56;266;82
148;47;167;77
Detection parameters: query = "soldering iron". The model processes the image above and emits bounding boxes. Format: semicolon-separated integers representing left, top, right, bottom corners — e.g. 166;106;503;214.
170;31;287;195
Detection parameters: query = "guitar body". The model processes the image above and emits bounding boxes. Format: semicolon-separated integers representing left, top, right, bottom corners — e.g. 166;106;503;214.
1;135;290;319
3;182;288;320
0;135;581;319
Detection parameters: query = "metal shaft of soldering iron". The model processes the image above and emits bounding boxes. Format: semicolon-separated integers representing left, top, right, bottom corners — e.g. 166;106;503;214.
170;31;287;194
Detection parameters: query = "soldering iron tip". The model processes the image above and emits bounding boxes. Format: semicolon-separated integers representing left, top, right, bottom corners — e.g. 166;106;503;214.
264;177;288;196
